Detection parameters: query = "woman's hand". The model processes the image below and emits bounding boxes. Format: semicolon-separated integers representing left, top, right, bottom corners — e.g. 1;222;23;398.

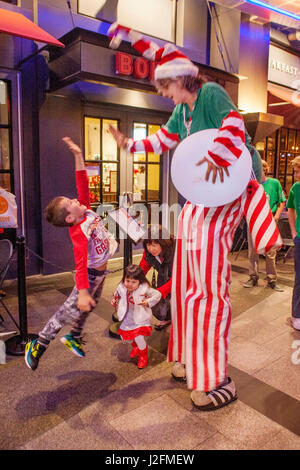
109;125;129;148
196;157;229;184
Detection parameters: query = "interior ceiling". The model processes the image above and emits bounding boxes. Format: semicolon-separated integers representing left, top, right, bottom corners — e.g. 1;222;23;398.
213;0;300;30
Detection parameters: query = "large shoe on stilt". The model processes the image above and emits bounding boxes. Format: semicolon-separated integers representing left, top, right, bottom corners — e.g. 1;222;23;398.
130;341;139;358
191;377;238;411
137;346;148;369
171;362;187;382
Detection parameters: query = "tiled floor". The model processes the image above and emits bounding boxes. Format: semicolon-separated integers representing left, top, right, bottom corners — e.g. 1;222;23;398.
0;250;299;450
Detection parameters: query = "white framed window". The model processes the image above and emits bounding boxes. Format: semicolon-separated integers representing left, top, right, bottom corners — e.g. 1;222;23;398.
78;0;176;42
1;0;18;5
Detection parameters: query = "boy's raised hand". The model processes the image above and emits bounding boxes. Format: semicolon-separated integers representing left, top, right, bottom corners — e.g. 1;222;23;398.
62;136;85;170
62;136;82;155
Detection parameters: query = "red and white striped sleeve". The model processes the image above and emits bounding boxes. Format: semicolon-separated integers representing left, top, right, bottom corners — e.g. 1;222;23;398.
206;110;245;168
126;127;180;155
108;23;160;60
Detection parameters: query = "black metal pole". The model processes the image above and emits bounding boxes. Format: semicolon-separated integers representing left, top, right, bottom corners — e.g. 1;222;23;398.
5;236;37;355
17;236;28;342
123;235;132;271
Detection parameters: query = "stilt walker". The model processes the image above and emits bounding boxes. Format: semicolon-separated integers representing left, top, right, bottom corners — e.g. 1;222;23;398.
108;23;282;410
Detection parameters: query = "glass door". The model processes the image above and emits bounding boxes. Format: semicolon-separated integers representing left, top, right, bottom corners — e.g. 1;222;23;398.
83;106;169;260
132;122;162;224
277;127;300;193
0;79;16;244
84;116;120;211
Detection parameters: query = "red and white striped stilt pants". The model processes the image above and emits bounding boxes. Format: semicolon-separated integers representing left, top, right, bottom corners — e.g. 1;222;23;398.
168;197;244;392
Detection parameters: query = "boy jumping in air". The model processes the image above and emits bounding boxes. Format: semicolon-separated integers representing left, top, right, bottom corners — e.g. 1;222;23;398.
25;137;116;370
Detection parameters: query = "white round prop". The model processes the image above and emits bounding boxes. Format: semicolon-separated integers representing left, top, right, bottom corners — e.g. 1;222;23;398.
171;128;252;207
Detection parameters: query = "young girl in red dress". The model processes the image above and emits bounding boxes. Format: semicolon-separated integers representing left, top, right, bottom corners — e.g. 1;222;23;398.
112;265;161;368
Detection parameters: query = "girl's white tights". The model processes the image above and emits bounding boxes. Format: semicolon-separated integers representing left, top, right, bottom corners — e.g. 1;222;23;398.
125;335;146;350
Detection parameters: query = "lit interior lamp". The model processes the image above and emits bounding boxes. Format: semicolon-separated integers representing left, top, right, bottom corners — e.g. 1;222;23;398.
0;81;6;105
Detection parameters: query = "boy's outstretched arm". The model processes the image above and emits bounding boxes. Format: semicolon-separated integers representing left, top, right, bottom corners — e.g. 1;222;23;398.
62;136;85;170
63;136;94;311
62;136;90;209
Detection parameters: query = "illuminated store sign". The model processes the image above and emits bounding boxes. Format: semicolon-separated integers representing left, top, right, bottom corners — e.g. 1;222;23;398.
268;45;300;89
114;52;157;81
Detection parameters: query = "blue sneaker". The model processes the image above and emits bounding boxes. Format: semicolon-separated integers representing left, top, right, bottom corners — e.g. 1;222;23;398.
25;339;46;371
60;334;85;357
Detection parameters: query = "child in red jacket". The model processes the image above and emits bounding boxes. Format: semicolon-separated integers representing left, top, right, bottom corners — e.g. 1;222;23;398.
112;265;161;368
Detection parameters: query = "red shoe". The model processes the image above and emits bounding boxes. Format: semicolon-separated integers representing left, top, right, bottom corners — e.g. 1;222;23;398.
130;341;139;358
137;346;148;369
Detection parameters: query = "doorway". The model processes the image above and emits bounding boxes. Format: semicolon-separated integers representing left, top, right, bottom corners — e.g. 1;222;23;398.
83;103;170;258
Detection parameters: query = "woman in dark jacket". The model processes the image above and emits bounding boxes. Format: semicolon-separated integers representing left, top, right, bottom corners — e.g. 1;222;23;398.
139;226;175;330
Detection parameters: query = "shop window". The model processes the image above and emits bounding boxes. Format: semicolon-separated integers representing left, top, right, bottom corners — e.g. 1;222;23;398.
0;79;15;245
78;0;176;43
265;135;276;175
288;130;296;151
279;128;287;150
133;122;161;205
274;127;300;193
0;80;13;193
84;117;120;209
295;133;300;153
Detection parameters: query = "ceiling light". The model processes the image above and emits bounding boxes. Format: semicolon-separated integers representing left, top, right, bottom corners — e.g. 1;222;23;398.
246;0;300;21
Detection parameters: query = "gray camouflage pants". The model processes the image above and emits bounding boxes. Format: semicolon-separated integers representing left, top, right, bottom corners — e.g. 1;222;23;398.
38;269;106;345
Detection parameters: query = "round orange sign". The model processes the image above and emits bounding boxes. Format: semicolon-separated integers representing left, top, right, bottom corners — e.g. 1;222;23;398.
0;196;8;215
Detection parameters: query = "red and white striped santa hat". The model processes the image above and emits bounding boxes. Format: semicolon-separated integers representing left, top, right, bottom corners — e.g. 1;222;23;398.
108;23;199;81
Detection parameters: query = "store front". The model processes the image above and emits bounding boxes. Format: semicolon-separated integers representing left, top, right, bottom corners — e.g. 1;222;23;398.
0;77;17;248
39;27;239;274
0;7;65;277
82;105;167;239
264;43;300;193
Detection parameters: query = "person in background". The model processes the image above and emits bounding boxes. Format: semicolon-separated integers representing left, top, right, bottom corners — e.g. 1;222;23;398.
140;226;175;330
107;23;281;411
107;23;263;411
287;156;300;331
243;159;285;292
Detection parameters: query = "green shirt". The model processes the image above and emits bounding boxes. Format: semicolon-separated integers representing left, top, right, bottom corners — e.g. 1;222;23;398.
262;178;286;214
287;182;300;237
165;82;262;182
